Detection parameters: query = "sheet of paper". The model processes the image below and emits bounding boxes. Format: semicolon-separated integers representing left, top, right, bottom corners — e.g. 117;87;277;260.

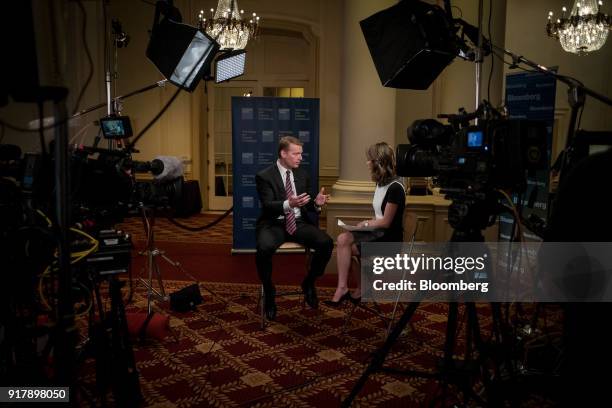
337;219;375;232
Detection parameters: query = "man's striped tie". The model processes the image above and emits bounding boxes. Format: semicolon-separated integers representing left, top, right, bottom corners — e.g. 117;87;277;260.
285;170;297;235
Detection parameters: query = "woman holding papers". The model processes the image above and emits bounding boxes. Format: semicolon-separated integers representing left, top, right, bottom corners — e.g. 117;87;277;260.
324;142;406;306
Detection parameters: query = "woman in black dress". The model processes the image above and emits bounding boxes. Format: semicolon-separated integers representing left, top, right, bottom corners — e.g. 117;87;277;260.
325;142;406;305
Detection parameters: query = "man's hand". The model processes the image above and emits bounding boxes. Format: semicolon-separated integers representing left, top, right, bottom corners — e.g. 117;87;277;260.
288;192;311;208
315;187;330;207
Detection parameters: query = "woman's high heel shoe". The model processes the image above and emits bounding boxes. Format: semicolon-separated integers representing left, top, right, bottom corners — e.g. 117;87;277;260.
349;294;361;304
323;292;351;307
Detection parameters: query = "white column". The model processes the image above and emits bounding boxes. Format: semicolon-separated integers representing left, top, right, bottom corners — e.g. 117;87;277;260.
332;0;397;199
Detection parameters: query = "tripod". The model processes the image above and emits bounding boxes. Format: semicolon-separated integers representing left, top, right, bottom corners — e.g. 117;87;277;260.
342;227;504;407
139;205;172;315
76;272;142;406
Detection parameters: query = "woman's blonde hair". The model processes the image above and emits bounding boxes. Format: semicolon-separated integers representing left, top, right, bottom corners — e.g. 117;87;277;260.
366;142;396;186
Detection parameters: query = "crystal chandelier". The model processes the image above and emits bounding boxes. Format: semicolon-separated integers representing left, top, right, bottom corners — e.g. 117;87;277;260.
546;0;612;54
197;0;260;50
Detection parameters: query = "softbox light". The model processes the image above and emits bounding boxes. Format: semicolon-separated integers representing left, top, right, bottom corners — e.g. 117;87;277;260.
147;19;219;92
360;0;458;90
215;50;246;83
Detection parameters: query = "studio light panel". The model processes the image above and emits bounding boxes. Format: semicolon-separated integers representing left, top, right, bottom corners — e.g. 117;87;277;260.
215;51;246;83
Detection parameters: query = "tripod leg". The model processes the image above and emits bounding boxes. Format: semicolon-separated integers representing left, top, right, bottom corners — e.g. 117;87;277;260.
146;250;154;315
443;303;459;367
342;302;420;408
155;258;166;297
490;302;521;407
109;279;142;405
452;302;497;407
430;302;460;407
92;280;109;405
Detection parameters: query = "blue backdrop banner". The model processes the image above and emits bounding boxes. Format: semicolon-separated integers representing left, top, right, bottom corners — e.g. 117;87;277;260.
231;97;320;251
502;71;557;240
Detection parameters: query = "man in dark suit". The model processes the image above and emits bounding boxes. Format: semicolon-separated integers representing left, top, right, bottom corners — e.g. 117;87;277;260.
256;136;333;320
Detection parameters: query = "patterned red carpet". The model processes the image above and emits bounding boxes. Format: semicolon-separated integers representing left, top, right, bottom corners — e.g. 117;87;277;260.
83;214;561;407
77;280;560;407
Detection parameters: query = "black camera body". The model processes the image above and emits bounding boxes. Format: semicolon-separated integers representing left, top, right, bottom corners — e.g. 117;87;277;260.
70;146;184;224
397;118;548;197
397;113;548;232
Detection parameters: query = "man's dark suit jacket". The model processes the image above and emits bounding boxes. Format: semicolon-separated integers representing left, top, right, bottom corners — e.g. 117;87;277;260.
255;165;317;227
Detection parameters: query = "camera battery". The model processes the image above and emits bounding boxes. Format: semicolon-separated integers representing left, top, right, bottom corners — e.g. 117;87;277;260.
86;229;132;277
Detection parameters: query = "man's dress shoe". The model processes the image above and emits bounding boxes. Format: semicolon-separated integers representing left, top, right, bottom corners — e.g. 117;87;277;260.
301;279;319;309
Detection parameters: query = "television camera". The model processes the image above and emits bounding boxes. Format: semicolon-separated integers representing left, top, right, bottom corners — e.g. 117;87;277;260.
396;103;548;233
1;142;188;307
1;141;184;225
69;145;184;226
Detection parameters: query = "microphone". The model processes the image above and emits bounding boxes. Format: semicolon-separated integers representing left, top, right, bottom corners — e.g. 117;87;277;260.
153;156;183;182
131;159;164;176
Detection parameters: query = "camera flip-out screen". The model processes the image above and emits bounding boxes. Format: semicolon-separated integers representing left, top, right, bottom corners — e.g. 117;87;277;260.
467;130;484;148
100;116;133;139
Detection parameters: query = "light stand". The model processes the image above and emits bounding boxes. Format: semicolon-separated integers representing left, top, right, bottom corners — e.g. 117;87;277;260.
103;0;113;151
139;205;170;315
138;204;203;314
474;0;485;117
72;80;168;120
137;203;208;338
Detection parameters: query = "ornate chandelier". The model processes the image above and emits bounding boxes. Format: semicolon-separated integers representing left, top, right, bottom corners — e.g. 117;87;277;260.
197;0;260;50
546;0;612;54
